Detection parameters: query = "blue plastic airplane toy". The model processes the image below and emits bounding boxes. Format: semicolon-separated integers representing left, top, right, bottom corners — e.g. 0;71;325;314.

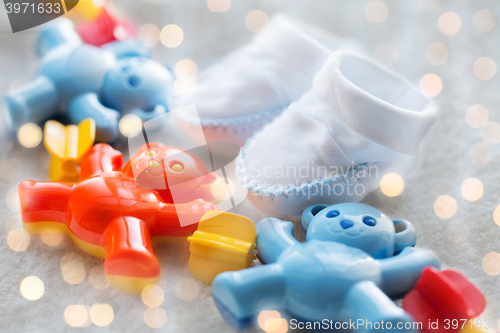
212;203;440;332
4;18;172;142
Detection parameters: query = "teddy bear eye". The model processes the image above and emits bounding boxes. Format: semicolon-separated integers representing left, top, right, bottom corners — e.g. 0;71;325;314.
363;217;376;226
326;210;339;218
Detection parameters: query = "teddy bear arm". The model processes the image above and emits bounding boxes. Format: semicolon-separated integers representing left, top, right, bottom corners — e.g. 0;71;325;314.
256;218;298;264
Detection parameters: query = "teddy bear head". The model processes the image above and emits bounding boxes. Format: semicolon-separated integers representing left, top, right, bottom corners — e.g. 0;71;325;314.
102;56;172;112
301;203;417;259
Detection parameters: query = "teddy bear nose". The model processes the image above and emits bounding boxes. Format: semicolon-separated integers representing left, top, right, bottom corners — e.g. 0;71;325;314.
340;220;354;229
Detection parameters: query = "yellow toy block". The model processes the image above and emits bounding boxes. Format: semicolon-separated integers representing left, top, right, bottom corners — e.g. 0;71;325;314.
44;118;96;182
64;0;104;22
188;211;256;283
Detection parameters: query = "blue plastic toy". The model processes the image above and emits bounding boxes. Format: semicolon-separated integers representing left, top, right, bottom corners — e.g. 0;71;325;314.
212;203;440;332
4;18;172;142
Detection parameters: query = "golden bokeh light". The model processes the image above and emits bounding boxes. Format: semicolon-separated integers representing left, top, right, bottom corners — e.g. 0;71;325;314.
481;121;500;145
6;214;22;231
65;305;89;328
494;206;500;227
466;104;489;128
434;195;457;219
119;114;142;138
469;142;492;166
20;276;44;301
258;310;282;332
245;10;269;33
88;265;109;289
207;0;231;12
438;12;461;35
425;42;448;66
160;24;184;48
474;57;496;81
6;187;21;212
174;59;198;77
461;178;484;202
90;304;114;326
380;173;405;197
374;43;398;67
174;74;197;97
419;73;443;97
473;10;495;32
482;252;500;275
41;232;64;247
17;123;43;148
176;277;200;302
141;285;165;308
0;158;23;182
137;24;161;48
60;252;86;285
144;307;167;329
365;1;389;23
8;228;30;252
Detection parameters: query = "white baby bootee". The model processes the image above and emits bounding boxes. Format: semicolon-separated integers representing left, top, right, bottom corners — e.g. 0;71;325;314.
237;51;438;218
173;14;361;146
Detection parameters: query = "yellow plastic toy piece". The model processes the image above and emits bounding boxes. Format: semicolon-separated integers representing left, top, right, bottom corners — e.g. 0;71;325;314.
44;118;96;182
188;211;256;283
64;0;104;22
459;323;488;333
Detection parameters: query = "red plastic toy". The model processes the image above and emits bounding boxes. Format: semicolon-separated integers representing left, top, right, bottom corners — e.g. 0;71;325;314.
403;267;486;333
78;6;136;46
19;143;222;293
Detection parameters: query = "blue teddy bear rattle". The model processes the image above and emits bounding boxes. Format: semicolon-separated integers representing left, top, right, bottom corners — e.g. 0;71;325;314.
212;203;440;332
4;18;172;142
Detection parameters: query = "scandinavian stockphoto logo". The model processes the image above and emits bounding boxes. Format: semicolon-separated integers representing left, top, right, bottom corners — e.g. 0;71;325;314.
3;0;79;32
127;106;248;227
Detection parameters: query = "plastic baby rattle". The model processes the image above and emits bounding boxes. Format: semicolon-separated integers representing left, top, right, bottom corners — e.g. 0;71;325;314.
211;203;441;332
4;18;171;142
19;142;223;293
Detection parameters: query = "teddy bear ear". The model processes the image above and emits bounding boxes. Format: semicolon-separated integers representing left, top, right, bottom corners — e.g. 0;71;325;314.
301;204;330;232
393;219;417;255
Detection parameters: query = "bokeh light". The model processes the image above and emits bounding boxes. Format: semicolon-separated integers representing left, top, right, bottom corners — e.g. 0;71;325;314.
160;24;184;48
41;233;64;247
466;104;489;128
207;0;231;12
6;214;22;231
144;307;167;329
137;24;160;47
90;304;114;326
17;123;42;148
8;228;30;251
434;195;457;219
0;158;23;182
365;1;389;23
142;285;165;308
481;121;500;145
65;305;89;327
60;252;86;285
469;142;492;166
174;74;197;97
20;276;44;300
380;173;404;197
176;278;199;302
245;10;269;33
174;59;198;77
258;310;282;332
473;10;496;32
6;187;21;212
119;114;142;138
474;57;496;80
494;206;500;227
438;12;461;35
88;265;109;290
425;42;448;65
419;73;443;97
482;252;500;275
461;178;484;202
374;43;398;67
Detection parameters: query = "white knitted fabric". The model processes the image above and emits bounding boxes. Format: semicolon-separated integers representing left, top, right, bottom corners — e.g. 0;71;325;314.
237;51;438;218
174;14;361;146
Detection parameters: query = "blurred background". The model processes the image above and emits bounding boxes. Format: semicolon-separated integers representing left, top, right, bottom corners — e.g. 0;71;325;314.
1;0;500;332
